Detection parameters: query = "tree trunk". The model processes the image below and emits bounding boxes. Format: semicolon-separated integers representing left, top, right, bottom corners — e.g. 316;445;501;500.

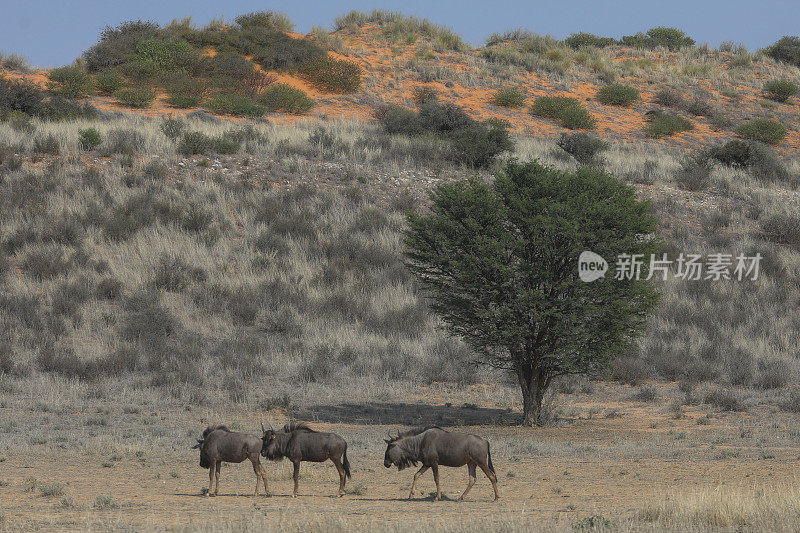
518;366;549;426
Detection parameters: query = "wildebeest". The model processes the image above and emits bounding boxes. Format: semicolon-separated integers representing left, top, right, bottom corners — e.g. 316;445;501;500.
261;421;351;497
383;426;499;501
193;425;269;497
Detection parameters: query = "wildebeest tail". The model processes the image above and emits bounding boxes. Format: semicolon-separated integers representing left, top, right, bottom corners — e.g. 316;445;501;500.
343;446;352;478
487;442;496;476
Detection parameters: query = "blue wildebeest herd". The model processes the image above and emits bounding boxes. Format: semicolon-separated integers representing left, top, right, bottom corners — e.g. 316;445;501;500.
193;422;499;501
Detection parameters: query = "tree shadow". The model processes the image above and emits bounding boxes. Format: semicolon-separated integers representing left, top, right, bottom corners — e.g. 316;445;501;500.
292;402;520;427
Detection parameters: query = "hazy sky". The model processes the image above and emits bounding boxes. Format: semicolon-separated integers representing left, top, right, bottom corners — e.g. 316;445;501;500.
2;0;799;67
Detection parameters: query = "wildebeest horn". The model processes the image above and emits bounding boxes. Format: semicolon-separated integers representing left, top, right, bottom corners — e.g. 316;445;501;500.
261;421;265;433
268;421;275;431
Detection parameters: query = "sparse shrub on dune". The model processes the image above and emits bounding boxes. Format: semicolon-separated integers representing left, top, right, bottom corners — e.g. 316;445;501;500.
764;35;800;67
709;140;789;183
47;65;94;99
234;11;294;32
760;212;800;250
557;132;608;165
164;77;205;109
622;27;694;51
206;94;265;117
78;128;102;151
596;84;639;106
114;86;156;108
299;56;361;93
258;83;315;114
763;79;799;103
83;20;160;72
491;88;526;108
644;111;693;138
530;96;596;130
564;32;618;49
94;69;125;95
735;119;787;145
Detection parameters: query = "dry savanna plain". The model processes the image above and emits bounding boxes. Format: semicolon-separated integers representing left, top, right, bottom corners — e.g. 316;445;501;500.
2;8;800;532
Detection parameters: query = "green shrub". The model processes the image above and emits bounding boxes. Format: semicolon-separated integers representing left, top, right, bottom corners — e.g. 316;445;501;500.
735;119;787;145
448;121;513;168
47;66;94;98
530;96;596;129
177;131;214;155
675;154;712;191
94;69;124;95
235;11;294;32
166;94;202;109
644;111;693;138
709;140;787;182
159;117;186;140
622;27;694;50
654;88;684;108
212;132;241;154
299;56;361;93
491;88;526;108
764;36;800;67
206;94;264;117
564;32;618;49
596;84;639;106
78;128;102;150
134;38;198;72
102;129;145;155
373;104;423;135
557;132;608;164
83;20;160;72
248;29;326;71
114;86;155;108
164;77;204;109
760;212;800;250
258;83;315;114
763;79;799;102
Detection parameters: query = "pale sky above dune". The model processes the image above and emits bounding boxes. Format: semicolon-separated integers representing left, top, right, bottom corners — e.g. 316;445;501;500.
2;0;799;67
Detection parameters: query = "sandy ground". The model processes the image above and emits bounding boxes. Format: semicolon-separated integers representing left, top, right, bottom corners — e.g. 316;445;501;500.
2;381;800;531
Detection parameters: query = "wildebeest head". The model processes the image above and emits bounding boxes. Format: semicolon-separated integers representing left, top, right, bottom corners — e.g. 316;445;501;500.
260;421;282;460
383;432;417;470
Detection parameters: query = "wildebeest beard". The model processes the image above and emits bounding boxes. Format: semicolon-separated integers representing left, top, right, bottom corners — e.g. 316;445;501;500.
394;439;421;471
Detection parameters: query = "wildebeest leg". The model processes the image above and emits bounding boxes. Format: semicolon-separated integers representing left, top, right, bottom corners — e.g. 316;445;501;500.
292;461;300;497
331;457;346;497
251;459;261;496
258;463;269;495
408;465;429;499
478;462;500;501
459;462;477;501
431;463;441;501
214;461;221;496
207;462;216;497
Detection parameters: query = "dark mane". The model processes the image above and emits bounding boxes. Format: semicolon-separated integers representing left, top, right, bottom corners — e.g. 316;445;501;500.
202;425;230;438
283;421;315;433
389;425;447;443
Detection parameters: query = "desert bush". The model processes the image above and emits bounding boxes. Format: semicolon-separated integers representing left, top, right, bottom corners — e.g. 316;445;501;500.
492;88;526;108
32;134;61;155
411;86;438;104
709;140;788;183
299;56;361;93
177;131;214;155
373;104;423;136
735;119;787;145
94;69;124;95
258;83;315;114
0;78;94;120
674;154;712;191
247;29;325;71
632;385;659;402
93;495;119;510
763;79;799;102
114;86;156;108
151;255;206;292
756;358;790;390
0;52;30;71
654;88;684;108
703;389;744;411
564;32;618;49
164;76;204;109
781;388;800;412
530;96;596;129
78;128;102;151
447;121;513;168
760;212;800;250
622;27;694;50
310;25;345;52
645;111;693;138
47;65;94;98
611;357;653;386
134;37;198;72
83;20;160;72
159;117;186;140
206;94;264;117
102;129;144;155
764;36;800;67
235;11;294;31
596;84;639;106
556;132;608;165
38;482;66;497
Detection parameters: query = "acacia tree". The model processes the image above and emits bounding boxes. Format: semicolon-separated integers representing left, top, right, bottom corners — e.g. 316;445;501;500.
405;161;659;425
